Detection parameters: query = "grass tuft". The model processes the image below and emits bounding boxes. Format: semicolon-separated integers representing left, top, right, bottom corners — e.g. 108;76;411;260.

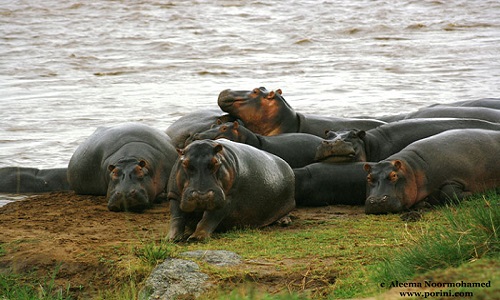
133;237;177;266
371;192;500;287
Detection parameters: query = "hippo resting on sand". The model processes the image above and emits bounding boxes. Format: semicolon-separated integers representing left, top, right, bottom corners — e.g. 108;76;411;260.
167;139;295;242
192;120;327;168
316;118;500;163
0;167;70;193
218;87;385;137
363;129;500;214
293;162;367;207
68;123;178;212
166;108;238;148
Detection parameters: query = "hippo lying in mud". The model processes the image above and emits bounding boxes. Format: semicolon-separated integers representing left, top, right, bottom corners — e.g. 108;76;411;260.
68;123;178;212
293;162;367;207
315;118;500;163
165;108;238;148
218;87;385;136
167;139;295;242
363;129;500;214
192;120;326;168
0;167;70;193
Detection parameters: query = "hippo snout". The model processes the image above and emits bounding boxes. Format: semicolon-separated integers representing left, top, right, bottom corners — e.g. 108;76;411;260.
107;188;150;212
365;195;402;214
181;188;225;212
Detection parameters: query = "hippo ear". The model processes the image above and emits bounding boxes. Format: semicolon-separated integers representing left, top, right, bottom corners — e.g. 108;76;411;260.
392;160;403;170
267;91;275;99
216;119;223;125
232;121;239;129
324;129;330;137
213;143;224;154
108;164;116;172
276;89;282;95
138;160;147;168
176;148;184;156
363;163;372;173
357;130;366;139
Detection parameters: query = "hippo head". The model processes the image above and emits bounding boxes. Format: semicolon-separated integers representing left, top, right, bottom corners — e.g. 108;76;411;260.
217;87;294;136
314;129;365;163
192;120;244;143
363;160;417;214
175;140;232;213
106;158;155;212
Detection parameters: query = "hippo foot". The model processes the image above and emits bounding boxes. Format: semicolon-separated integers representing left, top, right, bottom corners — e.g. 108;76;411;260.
275;215;293;227
187;229;211;242
400;211;423;222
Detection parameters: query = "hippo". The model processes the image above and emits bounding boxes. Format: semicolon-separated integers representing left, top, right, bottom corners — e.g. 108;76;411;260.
377;105;500;123
192;120;327;168
315;118;500;163
217;87;385;137
165;108;238;148
0;167;70;193
363;129;500;214
430;98;500;110
167;139;295;242
68;123;178;212
293;162;367;206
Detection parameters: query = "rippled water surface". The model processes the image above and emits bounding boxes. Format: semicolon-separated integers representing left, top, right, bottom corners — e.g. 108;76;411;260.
1;0;500;203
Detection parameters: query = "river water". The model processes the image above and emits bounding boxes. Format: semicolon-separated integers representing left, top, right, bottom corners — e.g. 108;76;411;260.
1;0;499;205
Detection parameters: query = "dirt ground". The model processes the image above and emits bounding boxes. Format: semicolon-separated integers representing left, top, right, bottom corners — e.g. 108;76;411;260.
0;192;367;299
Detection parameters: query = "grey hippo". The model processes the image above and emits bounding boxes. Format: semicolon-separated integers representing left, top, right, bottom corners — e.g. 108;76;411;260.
68;123;178;212
167;139;295;242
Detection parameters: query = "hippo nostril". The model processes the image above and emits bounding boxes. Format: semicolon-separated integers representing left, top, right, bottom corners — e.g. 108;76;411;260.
382;195;388;202
370;199;375;204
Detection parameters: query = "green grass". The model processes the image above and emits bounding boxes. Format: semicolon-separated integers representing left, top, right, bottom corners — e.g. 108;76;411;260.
0;264;74;300
371;191;500;290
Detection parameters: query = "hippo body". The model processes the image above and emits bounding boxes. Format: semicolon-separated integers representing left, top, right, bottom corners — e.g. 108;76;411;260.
167;139;295;242
316;118;500;163
431;98;500;110
192;121;326;168
377;105;500;123
218;87;385;137
165;108;237;148
68;123;178;212
0;167;70;193
293;162;367;206
363;129;500;214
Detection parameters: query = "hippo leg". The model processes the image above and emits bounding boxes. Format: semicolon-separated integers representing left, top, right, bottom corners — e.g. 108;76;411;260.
439;183;471;204
167;201;188;242
187;209;229;242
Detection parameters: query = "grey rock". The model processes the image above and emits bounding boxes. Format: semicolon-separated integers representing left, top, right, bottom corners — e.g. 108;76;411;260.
180;250;242;267
139;258;210;300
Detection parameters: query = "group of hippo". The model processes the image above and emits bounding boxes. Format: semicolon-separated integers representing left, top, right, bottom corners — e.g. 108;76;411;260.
2;87;500;242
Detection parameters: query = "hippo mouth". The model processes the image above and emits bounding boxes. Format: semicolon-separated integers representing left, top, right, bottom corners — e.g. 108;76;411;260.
107;189;151;212
364;195;404;214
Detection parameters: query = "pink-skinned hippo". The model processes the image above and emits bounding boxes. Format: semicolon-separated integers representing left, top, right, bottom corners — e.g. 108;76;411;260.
218;87;385;137
363;129;500;214
68;123;178;212
167;139;295;242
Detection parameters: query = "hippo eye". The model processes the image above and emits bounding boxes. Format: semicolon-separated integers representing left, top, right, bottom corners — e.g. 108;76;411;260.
252;88;260;94
389;171;398;182
220;126;227;132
